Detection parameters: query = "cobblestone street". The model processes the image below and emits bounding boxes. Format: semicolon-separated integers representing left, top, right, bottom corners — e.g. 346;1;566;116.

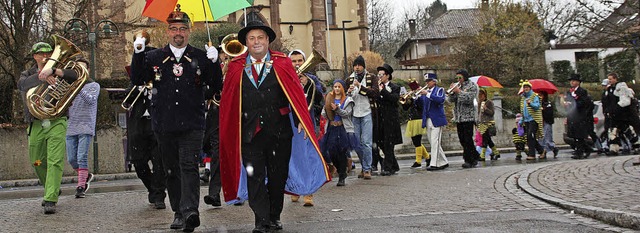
0;151;637;232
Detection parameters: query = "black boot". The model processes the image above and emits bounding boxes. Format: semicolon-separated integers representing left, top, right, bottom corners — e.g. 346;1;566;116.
337;174;346;186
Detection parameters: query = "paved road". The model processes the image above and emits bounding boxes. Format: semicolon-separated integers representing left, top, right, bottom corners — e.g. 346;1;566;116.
0;150;637;232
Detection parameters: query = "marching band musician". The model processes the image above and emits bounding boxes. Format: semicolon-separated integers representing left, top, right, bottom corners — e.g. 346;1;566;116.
290;49;325;135
19;41;89;214
288;49;325;206
345;55;378;177
199;41;227;208
447;69;480;168
401;77;430;168
219;20;329;233
130;6;223;232
376;64;402;176
419;74;450;171
125;32;167;211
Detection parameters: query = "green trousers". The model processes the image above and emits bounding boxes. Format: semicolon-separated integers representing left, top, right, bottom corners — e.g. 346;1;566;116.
28;118;67;202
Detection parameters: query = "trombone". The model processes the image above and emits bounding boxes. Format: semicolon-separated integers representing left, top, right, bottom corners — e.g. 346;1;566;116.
121;82;153;111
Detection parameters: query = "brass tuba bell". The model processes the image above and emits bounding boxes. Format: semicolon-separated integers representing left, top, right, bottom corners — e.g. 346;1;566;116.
26;35;89;119
296;49;327;111
221;33;247;57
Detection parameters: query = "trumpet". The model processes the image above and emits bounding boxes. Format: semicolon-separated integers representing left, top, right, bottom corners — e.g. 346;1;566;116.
399;85;429;105
446;82;461;94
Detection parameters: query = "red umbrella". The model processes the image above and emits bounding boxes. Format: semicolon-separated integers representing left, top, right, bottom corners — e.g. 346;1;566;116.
528;79;558;94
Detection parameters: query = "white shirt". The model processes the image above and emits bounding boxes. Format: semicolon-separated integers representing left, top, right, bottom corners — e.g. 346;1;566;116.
250;54;267;74
382;80;391;93
169;44;186;61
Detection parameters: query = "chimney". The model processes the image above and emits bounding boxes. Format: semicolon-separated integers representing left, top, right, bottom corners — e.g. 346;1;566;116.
409;19;416;37
481;0;489;9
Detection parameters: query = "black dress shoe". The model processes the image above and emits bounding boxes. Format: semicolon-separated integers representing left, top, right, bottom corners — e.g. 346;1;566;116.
204;195;222;207
154;201;166;209
461;162;473;168
270;219;283;230
425;164;447;171
380;170;396;176
170;216;184;229
336;178;345;186
252;225;270;233
183;212;200;232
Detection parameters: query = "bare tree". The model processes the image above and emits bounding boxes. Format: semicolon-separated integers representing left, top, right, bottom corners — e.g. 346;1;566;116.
450;1;547;86
0;0;48;88
528;0;586;43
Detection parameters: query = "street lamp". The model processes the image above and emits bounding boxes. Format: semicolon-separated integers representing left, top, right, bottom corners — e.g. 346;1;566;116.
342;20;352;78
63;18;120;174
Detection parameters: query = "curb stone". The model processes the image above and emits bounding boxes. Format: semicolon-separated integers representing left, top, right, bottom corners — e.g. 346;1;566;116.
516;161;640;230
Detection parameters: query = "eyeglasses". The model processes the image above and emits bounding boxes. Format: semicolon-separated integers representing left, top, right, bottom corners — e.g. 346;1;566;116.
377;73;385;77
168;27;189;32
456;75;464;79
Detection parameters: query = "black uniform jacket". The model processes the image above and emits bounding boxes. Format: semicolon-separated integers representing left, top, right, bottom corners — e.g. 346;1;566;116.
130;44;223;133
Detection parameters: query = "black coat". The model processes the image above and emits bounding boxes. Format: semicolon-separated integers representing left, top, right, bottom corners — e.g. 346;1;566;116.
565;87;593;139
130;44;223;133
376;82;403;145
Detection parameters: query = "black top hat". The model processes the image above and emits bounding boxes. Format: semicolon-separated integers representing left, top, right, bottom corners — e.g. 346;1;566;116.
167;4;191;25
568;73;582;82
377;64;394;75
238;21;276;45
377;64;394;80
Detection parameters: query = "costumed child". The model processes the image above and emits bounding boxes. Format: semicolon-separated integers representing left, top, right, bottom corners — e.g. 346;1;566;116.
321;79;358;186
513;113;527;160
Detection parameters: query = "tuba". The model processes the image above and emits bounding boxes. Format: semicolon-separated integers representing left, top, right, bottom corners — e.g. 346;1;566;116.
296;50;327;111
27;35;89;119
209;33;246;107
221;33;247;57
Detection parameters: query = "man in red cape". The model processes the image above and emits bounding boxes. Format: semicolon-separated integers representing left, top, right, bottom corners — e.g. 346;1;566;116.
219;20;329;232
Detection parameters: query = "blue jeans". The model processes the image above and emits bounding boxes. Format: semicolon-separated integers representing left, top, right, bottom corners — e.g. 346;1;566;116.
66;134;92;169
352;113;372;172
